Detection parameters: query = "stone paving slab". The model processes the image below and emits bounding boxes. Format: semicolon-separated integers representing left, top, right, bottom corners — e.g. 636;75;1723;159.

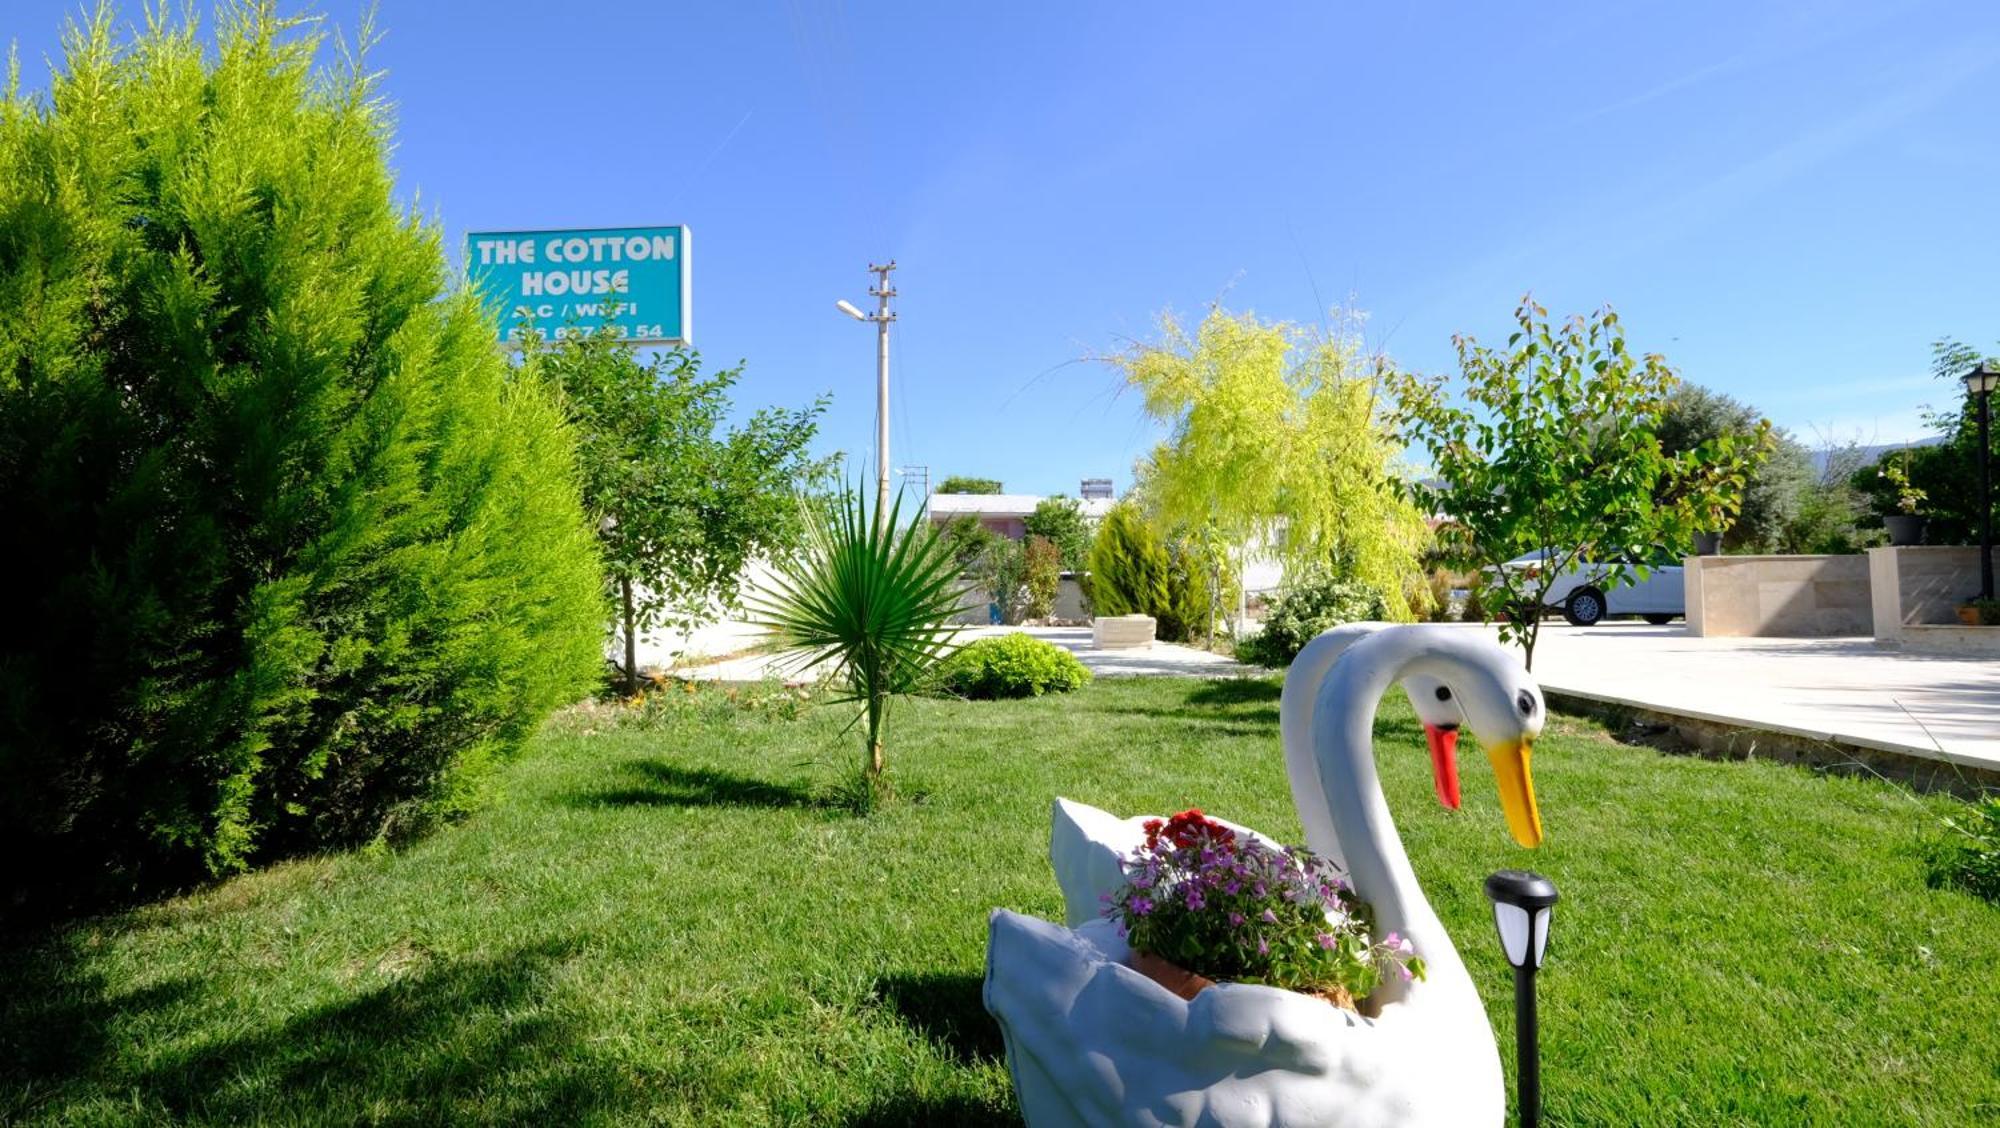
1485;622;2000;774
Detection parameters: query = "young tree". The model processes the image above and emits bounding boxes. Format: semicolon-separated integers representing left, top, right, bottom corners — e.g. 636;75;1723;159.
1113;308;1430;619
752;488;965;801
1023;536;1063;620
1851;337;2000;544
1657;385;1813;553
0;6;605;902
525;331;827;695
1023;496;1095;572
1394;299;1767;669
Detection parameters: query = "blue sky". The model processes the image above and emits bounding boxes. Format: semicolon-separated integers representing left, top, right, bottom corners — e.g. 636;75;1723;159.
11;1;2000;495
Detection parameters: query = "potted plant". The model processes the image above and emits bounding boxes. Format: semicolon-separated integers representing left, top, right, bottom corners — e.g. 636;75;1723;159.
1879;452;1928;546
1958;597;2000;627
1102;808;1422;1012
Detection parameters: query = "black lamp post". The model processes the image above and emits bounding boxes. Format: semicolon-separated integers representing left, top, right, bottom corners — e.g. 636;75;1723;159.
1485;869;1560;1128
1965;362;1999;602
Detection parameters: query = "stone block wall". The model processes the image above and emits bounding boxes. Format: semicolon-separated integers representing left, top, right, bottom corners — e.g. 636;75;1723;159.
1684;554;1872;637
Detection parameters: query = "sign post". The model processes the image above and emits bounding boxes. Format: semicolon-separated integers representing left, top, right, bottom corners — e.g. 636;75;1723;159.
466;224;691;347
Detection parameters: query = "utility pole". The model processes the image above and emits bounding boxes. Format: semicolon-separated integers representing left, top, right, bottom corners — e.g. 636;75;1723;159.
836;261;898;516
870;261;897;517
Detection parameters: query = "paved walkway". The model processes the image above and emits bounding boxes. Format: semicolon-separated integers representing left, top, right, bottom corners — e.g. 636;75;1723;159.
671;625;1256;682
1498;622;2000;773
666;617;2000;774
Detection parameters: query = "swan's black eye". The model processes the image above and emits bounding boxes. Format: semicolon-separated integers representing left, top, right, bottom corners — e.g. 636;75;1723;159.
1517;690;1537;717
1434;686;1452;702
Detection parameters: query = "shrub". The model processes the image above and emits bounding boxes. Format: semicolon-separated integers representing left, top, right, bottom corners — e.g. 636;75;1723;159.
0;10;605;905
1087;503;1227;642
933;634;1091;699
1089;502;1172;620
1235;572;1390;667
1023;536;1062;620
1023;496;1095;572
1925;796;2000;902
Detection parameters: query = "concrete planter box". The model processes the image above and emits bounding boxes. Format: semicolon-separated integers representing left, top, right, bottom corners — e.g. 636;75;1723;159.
1092;614;1155;649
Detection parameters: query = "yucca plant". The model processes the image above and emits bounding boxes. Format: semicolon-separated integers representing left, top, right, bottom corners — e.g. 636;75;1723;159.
752;487;967;793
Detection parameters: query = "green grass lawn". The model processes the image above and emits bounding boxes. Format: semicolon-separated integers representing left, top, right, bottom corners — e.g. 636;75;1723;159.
5;677;1997;1125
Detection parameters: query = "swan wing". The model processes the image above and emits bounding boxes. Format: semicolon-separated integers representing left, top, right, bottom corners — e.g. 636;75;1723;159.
985;911;1489;1127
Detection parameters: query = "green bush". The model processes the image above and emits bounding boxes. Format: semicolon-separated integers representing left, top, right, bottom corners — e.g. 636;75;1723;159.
1023;536;1062;620
933;634;1092;699
1087;503;1228;642
1234;573;1390;667
0;10;604;906
1925;796;2000;903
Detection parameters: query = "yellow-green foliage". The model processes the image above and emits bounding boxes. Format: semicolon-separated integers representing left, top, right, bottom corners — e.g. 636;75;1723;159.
0;6;604;901
1114;308;1429;618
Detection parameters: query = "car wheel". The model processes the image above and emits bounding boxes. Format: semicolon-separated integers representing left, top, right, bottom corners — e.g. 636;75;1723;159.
1642;613;1675;626
1564;586;1606;627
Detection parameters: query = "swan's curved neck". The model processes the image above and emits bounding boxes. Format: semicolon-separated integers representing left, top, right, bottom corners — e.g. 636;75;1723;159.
1312;631;1474;1012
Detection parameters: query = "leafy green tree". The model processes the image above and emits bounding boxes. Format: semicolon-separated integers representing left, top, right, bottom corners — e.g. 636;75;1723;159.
1113;308;1430;619
1023;496;1095;572
969;536;1027;623
1395;299;1767;669
938;476;1004;494
1023;535;1063;620
1851;338;1999;545
751;488;965;798
938;514;999;569
525;330;826;694
1657;385;1813;553
0;6;605;902
1784;439;1878;554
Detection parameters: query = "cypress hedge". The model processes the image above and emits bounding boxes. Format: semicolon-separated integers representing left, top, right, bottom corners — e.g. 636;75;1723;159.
0;7;605;907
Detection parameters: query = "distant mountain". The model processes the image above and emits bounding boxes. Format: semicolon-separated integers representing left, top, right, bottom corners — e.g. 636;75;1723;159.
1807;436;1942;475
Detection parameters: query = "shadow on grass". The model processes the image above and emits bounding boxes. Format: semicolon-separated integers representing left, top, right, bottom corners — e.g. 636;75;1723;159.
4;935;638;1124
565;759;829;811
0;935;204;1120
146;939;633;1123
843;1091;1017;1127
872;971;1005;1064
1184;678;1281;707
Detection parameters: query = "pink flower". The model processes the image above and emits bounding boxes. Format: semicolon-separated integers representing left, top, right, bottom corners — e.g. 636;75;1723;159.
1315;932;1336;950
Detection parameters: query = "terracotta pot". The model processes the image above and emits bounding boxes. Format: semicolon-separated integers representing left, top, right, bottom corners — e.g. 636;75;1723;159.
1961;605;1984;627
1126;951;1358;1011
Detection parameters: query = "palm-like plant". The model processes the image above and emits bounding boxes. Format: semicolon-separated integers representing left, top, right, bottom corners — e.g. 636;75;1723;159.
752;486;967;790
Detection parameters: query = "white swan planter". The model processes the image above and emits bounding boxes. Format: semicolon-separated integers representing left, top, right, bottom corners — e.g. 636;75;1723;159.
984;623;1548;1127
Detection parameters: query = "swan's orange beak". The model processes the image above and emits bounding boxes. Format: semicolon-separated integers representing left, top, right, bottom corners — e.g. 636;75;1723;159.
1488;739;1543;848
1424;723;1461;810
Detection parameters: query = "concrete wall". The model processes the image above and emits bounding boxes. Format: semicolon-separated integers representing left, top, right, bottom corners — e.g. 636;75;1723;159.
950;574;1090;625
1868;545;2000;655
1684;554;1872;637
1869;546;1987;627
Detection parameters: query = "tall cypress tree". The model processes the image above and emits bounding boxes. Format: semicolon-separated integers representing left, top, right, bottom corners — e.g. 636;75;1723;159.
0;5;604;905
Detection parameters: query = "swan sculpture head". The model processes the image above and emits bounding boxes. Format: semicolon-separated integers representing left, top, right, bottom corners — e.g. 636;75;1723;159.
1413;645;1545;848
1316;625;1546;857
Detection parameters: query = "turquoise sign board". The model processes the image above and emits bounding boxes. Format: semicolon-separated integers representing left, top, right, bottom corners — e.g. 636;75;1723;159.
467;224;691;346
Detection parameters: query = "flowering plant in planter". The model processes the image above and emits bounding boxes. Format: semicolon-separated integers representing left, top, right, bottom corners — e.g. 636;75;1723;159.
1102;808;1424;1008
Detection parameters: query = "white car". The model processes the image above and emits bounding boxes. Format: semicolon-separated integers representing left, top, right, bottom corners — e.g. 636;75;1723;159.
1496;549;1685;627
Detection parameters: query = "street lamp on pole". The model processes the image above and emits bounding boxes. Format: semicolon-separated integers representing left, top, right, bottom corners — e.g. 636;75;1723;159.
1486;869;1560;1128
836;261;898;517
1964;362;1999;602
